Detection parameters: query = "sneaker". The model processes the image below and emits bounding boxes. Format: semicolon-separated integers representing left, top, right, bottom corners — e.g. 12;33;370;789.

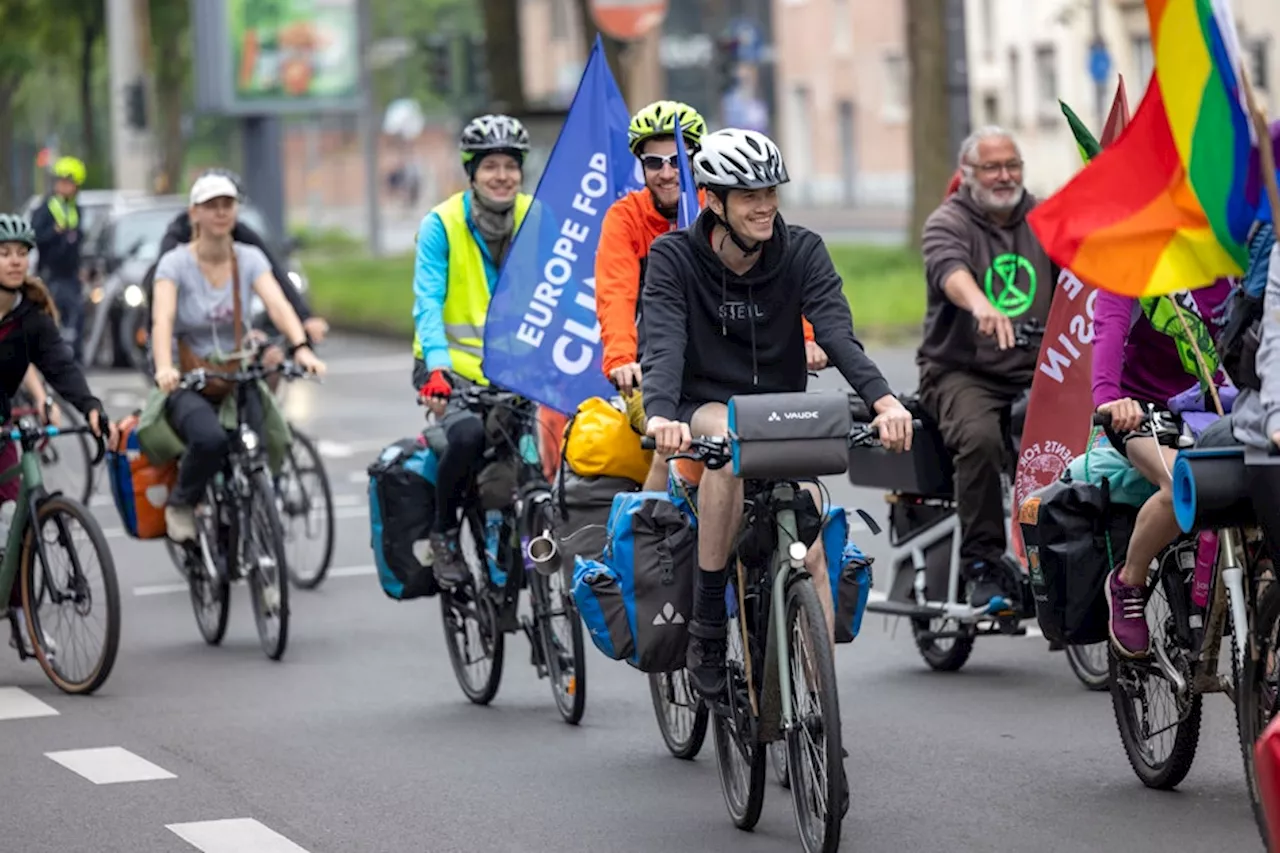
166;504;197;544
965;561;1011;613
1105;567;1150;658
430;529;469;588
686;620;727;699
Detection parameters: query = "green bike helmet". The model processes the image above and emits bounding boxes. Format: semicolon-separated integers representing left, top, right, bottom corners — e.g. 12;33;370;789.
628;101;707;156
0;213;36;248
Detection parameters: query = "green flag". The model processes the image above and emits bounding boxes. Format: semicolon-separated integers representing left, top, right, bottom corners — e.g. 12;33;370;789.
1059;100;1102;164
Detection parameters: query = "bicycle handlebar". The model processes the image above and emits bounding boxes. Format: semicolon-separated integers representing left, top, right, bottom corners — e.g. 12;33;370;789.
2;422;106;466
178;360;311;393
1012;318;1046;350
639;419;922;469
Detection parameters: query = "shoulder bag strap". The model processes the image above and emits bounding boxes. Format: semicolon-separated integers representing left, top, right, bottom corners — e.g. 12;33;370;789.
231;245;243;367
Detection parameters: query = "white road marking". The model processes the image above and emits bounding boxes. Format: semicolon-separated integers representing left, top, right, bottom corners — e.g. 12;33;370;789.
328;565;375;578
133;583;191;597
45;746;176;784
311;354;405;376
0;686;59;720
134;565;375;596
167;818;312;853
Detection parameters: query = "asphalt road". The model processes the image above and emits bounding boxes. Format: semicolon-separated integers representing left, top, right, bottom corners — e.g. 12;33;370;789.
0;334;1261;852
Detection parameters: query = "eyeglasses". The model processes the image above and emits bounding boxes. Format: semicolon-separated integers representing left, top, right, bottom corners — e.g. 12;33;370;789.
974;159;1024;177
641;154;679;172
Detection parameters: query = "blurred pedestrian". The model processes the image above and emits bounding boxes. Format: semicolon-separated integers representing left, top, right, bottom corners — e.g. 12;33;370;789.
30;156;87;362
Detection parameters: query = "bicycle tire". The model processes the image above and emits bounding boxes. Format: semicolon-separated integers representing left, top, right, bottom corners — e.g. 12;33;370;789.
911;616;975;672
27;394;95;505
1236;578;1279;849
19;495;120;695
1065;642;1110;691
1107;566;1202;789
247;470;291;660
441;510;505;704
530;568;586;724
649;670;709;760
784;577;844;853
712;608;767;831
280;428;335;590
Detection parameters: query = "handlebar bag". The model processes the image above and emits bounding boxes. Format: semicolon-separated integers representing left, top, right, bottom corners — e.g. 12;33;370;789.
106;412;177;540
572;489;696;672
820;507;874;644
727;391;852;480
367;437;440;601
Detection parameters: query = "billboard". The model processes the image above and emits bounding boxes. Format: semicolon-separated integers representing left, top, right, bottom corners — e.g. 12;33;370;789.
193;0;362;115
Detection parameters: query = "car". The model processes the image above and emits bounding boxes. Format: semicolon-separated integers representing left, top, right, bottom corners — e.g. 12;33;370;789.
83;195;308;370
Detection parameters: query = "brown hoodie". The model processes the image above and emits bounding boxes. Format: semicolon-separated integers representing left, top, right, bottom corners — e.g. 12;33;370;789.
917;184;1055;385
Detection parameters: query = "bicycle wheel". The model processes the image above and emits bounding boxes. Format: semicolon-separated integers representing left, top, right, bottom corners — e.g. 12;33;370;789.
770;740;790;788
530;567;586;724
278;428;335;590
441;510;505;704
712;606;767;830
1237;578;1280;849
911;616;976;672
1107;563;1202;789
1066;642;1110;691
245;471;291;660
784;577;844;853
19;495;120;695
649;669;709;760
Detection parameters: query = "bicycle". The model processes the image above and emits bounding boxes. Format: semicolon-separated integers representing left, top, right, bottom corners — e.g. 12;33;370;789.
640;398;903;853
170;352;308;660
0;418;119;694
432;383;588;725
10;383;95;505
1097;411;1257;792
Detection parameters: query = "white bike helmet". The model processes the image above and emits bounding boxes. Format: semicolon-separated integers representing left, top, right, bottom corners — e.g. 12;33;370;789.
692;129;790;191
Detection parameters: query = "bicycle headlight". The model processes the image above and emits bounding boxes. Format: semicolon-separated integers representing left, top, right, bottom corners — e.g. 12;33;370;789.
123;284;144;307
287;270;307;293
240;426;260;452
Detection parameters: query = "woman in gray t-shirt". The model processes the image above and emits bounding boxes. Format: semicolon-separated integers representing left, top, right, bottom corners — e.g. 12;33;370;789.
150;173;326;543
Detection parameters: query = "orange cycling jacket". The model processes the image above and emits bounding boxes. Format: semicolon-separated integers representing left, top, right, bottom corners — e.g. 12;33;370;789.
595;189;814;377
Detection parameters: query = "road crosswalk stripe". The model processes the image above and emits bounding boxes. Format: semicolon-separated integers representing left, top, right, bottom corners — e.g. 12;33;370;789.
167;818;312;853
0;687;58;720
45;746;177;784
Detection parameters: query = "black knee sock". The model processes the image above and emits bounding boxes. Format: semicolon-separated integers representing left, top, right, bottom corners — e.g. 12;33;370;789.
694;568;728;626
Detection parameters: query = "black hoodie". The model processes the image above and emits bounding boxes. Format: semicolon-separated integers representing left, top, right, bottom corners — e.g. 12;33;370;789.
641;209;892;422
0;289;101;423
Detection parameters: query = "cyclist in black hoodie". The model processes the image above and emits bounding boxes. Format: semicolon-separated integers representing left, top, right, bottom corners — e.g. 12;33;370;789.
641;128;914;700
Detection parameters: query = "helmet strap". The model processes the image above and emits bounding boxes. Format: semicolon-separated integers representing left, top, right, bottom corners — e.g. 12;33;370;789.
711;190;763;256
648;189;677;223
0;281;24;293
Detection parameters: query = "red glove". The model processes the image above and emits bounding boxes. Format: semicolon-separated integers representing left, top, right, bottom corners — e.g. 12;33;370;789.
418;370;452;401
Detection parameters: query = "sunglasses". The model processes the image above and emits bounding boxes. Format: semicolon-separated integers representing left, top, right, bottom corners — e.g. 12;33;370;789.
641;154;680;172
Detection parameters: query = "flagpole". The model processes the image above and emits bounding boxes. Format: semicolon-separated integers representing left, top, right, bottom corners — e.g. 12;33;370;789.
1240;64;1280;231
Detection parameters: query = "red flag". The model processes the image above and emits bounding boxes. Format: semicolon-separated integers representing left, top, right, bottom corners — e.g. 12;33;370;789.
944;169;963;200
1011;78;1131;563
1254;714;1280;851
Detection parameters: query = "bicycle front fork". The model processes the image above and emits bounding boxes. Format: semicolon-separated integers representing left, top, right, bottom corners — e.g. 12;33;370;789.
1219;527;1250;674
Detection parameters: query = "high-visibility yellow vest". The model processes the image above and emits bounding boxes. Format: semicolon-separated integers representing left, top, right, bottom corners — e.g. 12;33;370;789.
413;191;532;384
47;196;79;230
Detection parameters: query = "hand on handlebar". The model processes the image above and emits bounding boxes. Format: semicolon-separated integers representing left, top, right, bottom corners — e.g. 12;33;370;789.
646;415;691;456
972;299;1015;351
417;369;452;417
1097;397;1145;433
610;362;643;396
155;366;180;394
805;341;828;371
293;346;326;378
869;396;914;452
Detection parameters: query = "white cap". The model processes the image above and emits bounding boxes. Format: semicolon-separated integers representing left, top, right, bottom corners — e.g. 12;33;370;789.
189;174;239;206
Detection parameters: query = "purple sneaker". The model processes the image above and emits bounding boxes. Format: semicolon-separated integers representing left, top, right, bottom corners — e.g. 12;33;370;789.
1105;567;1150;658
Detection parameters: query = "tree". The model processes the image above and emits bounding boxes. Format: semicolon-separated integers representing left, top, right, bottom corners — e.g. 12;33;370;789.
150;0;189;193
906;0;953;251
571;0;629;104
479;0;524;112
0;0;45;209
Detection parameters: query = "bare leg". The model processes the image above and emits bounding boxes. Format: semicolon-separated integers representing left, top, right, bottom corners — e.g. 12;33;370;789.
1117;436;1182;587
689;404;743;572
641;450;669;493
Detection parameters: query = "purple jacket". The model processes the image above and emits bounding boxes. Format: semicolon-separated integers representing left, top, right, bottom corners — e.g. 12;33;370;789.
1091;280;1233;410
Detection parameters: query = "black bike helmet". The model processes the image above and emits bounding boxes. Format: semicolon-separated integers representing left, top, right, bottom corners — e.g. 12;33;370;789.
460;114;530;176
0;213;36;248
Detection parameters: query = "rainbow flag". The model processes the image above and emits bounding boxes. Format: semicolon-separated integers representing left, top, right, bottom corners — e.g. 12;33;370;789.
1028;0;1258;298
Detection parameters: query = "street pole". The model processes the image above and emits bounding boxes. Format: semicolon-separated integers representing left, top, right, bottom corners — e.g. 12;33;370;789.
1091;0;1106;130
105;0;154;190
359;0;383;257
944;0;971;159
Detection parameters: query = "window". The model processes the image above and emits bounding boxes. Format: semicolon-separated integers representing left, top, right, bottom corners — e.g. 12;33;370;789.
983;93;1000;125
1132;34;1153;97
882;52;907;121
1008;47;1022;128
1034;44;1058;124
1251;38;1271;92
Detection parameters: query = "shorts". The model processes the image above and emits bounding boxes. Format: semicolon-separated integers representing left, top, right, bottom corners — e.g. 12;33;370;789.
675;399;714;425
1102;406;1181;460
1195;415;1241;448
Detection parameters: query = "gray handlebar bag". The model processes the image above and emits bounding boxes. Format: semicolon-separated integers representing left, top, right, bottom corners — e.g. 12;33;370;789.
727;391;852;480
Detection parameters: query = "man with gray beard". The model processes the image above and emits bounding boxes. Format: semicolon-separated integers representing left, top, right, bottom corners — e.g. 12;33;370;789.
916;126;1056;611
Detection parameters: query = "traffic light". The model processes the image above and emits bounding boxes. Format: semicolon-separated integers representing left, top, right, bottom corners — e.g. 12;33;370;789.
461;34;489;100
422;35;453;96
125;80;147;130
715;36;741;94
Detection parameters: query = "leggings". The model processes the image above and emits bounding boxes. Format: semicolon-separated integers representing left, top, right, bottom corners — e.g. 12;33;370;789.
166;387;265;506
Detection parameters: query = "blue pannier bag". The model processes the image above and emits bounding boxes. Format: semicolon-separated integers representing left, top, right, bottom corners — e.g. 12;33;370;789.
368;437;440;601
821;506;873;644
572;490;696;672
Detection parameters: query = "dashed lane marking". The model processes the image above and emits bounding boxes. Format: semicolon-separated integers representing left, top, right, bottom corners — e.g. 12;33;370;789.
45;746;177;784
0;687;59;720
167;818;312;853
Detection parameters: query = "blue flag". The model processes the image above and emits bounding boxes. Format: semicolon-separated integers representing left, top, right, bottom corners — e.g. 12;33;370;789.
674;117;700;228
482;36;638;415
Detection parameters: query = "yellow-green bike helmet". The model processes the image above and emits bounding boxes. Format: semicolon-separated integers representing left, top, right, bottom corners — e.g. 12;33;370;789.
52;156;87;186
627;101;707;156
